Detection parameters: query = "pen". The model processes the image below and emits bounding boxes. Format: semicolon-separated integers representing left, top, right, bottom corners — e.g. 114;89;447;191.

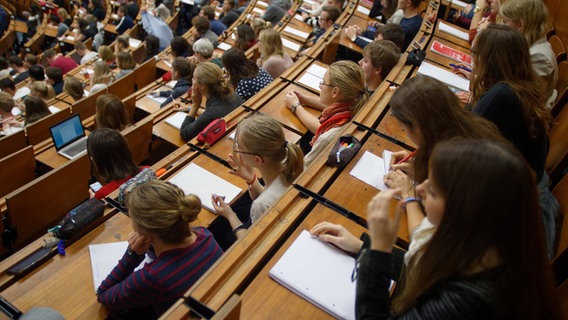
156;155;189;177
395;150;416;165
449;63;472;72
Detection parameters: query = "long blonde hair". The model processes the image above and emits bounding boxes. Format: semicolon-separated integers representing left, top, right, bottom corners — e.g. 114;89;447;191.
500;0;549;45
92;61;114;85
128;180;201;243
259;29;285;59
328;60;369;115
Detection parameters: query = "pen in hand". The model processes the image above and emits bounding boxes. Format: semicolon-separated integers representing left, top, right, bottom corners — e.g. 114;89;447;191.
450;63;472;72
395;150;416;165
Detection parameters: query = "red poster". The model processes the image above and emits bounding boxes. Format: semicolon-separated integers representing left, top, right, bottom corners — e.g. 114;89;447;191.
430;40;472;65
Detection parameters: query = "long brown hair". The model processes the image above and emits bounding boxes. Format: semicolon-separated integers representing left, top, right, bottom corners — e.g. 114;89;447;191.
389;75;502;182
471;24;550;136
392;139;560;319
95;94;128;130
221;48;259;88
87;128;138;183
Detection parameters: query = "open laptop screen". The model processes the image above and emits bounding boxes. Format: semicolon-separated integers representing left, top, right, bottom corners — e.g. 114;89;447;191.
49;114;85;150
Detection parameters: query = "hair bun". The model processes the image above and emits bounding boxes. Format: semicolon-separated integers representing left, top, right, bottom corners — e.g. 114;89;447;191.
179;194;201;223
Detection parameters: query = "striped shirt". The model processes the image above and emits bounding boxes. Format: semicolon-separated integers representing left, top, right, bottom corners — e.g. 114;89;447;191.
97;227;223;316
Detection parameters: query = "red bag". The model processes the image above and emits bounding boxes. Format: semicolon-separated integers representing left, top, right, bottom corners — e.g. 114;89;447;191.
197;118;226;146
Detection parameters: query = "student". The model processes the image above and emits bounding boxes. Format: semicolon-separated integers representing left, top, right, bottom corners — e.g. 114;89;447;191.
397;0;422;49
190;16;219;47
63;77;85;101
23;96;51;125
383;75;502;238
116;5;134;35
301;0;343;27
98;45;116;65
44;49;78;75
29;81;56;101
201;5;226;36
141;5;174;51
0;92;23;136
8;56;29;84
170;36;192;58
177;62;242;141
97;180;223;317
191;38;223;67
95;94;129;130
312;139;560;319
251;18;272;39
144;35;161;61
45;67;64;95
500;0;558;108
212;115;304;239
114;34;130;53
87;128;142;200
285;60;369;167
369;0;402;23
89;0;106;22
222;48;273;101
234;24;256;52
151;57;194;107
57;8;72;27
115;51;136;80
90;61;114;95
358;40;400;93
469;24;558;255
74;17;97;41
345;23;405;51
75;42;98;65
125;0;139;19
259;0;291;26
305;6;341;48
256;29;294;79
219;0;241;28
0;78;16;96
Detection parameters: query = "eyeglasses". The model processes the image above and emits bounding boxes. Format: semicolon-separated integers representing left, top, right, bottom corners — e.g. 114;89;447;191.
319;81;334;87
233;140;261;158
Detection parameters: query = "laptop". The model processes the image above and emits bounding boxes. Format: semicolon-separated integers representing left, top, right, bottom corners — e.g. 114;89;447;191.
49;114;88;160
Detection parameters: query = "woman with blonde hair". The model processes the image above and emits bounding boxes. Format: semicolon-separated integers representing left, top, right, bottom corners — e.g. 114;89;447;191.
251;18;272;38
115;51;136;80
95;94;129;130
213;115;304;240
256;29;293;79
98;45;115;65
177;62;242;141
90;61;114;94
29;81;56;101
285;60;369;167
97;180;223;317
500;0;558;108
63;77;85;101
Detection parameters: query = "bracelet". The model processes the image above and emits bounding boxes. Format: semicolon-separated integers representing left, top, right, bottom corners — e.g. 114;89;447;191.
291;102;300;113
232;224;248;236
401;197;421;208
246;174;257;186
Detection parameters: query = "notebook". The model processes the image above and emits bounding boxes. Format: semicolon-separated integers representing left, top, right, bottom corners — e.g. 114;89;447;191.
417;61;470;92
269;230;357;320
168;163;242;212
165;112;187;130
349;150;390;191
49;114;88;160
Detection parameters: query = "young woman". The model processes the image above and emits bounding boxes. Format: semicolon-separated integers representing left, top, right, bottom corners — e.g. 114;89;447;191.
63;77;85;101
151;57;194;108
256;29;294;79
97;180;223;317
383;75;502;236
115;51;136;80
500;0;558;108
29;81;56;101
23;96;51;125
312;139;560;319
177;62;242;141
284;60;369;168
95;94;129;130
212;115;303;238
234;24;256;52
90;60;114;94
98;45;116;65
470;24;558;254
144;35;161;61
250;18;272;39
222;48;273;101
87;128;142;200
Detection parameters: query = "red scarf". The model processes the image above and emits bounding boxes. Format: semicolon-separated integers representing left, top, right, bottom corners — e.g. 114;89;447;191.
310;102;353;146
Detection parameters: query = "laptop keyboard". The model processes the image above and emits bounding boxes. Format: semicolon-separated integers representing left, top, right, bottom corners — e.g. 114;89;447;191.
63;138;88;158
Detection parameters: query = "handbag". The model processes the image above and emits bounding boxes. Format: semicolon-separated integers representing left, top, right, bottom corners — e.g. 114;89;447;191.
52;198;105;240
197;118;226;146
117;168;157;206
326;134;362;167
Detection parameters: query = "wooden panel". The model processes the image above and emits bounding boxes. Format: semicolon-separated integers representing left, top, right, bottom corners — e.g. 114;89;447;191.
123;115;153;165
0;129;26;159
0;146;36;198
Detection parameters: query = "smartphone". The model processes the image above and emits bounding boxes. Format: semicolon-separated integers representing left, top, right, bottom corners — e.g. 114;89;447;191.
90;182;103;192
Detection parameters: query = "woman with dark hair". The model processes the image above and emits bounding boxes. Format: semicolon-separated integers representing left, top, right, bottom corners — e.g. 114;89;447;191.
221;48;272;101
23;96;51;125
95;94;129;130
312;139;560;319
144;35;161;61
170;36;192;58
177;62;242;141
469;24;558;254
234;24;256;52
97;180;223;317
87;128;142;200
383;75;502;237
151;57;195;108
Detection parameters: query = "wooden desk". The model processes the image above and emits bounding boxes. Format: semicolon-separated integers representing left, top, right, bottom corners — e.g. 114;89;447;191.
425;35;471;69
339;13;369;54
433;20;470;50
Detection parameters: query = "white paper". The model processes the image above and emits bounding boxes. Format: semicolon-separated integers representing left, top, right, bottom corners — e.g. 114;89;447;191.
282;38;301;52
89;241;153;292
163;60;172;68
438;21;469;41
356;36;372;44
297;72;322;92
217;42;232;51
349;151;389;191
294;14;304;21
168;163;242;212
269;230;356;320
180;0;195;5
284;26;310;40
257;0;268;7
11;107;21;116
228;131;236;140
382;150;393;175
417;61;470;92
451;0;468;9
49;106;60;113
129;38;141;48
356;5;370;15
147;94;168;105
165;111;187;129
253;7;263;14
306;64;327;79
166;80;178;89
65;35;75;41
13;87;30;100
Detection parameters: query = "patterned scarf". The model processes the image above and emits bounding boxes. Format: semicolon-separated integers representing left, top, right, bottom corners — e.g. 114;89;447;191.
310;102;353;146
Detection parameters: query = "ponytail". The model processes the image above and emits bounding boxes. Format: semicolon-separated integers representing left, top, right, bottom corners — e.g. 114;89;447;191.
282;141;304;183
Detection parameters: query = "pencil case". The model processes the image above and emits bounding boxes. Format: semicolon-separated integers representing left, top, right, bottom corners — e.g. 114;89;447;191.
326;135;361;168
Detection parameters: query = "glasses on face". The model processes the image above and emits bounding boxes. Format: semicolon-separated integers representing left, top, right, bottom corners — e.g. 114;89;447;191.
319;81;334;88
233;140;260;158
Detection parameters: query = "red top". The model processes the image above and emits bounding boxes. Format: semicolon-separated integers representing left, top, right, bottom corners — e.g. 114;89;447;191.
94;166;150;200
51;56;79;75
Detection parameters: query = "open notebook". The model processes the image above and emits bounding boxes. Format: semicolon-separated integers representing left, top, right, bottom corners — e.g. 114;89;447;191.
269;230;357;320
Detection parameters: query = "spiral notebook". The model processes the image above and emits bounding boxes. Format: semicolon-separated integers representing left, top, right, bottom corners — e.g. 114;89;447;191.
269;230;356;320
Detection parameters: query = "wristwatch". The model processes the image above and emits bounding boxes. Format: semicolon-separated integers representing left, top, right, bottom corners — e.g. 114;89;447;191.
291;102;301;113
473;6;481;13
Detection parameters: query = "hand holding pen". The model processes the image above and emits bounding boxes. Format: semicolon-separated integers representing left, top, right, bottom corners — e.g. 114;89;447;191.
450;63;472;79
389;150;415;173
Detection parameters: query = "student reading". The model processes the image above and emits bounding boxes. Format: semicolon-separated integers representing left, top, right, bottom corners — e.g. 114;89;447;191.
97;180;223;317
311;139;560;319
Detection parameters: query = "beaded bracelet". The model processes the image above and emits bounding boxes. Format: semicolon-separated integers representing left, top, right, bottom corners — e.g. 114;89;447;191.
401;197;421;208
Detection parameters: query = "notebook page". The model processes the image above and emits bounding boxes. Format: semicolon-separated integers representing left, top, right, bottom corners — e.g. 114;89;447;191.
165;112;187;130
350;151;389;191
297;72;321;92
417;61;470;92
269;230;356;320
438;21;469;41
283;27;310;40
